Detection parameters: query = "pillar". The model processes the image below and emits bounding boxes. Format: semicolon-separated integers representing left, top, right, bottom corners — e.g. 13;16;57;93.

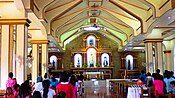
156;42;163;72
31;43;39;83
145;42;154;73
0;25;10;89
164;50;171;71
41;42;48;78
16;24;29;84
144;39;163;74
0;19;30;89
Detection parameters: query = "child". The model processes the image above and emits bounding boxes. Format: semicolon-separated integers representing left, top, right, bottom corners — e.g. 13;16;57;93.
13;84;20;98
170;81;175;94
3;87;15;98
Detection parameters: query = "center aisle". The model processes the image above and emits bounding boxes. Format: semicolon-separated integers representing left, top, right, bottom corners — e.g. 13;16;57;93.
77;80;119;98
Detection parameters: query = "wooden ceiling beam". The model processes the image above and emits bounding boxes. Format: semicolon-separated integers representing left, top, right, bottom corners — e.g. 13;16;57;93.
109;0;143;33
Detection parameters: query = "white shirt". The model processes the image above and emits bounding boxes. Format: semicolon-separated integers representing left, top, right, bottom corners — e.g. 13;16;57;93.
33;82;43;92
40;88;56;98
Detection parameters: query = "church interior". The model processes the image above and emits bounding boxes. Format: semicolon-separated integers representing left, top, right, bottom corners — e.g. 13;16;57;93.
0;0;175;97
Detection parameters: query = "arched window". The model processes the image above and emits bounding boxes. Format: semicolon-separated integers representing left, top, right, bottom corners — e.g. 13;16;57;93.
50;55;57;70
87;48;96;67
87;35;96;47
126;55;134;70
74;54;82;68
101;53;109;67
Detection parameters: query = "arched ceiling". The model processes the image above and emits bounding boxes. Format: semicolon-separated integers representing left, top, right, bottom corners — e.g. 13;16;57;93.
31;0;174;51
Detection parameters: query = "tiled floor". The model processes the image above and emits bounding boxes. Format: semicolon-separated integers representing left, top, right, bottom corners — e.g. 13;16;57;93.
77;80;119;98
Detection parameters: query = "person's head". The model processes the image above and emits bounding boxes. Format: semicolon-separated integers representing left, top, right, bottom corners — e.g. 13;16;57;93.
39;73;41;76
57;91;66;98
44;73;47;79
170;71;174;76
50;73;56;82
19;83;30;97
42;80;50;98
14;84;20;91
69;75;78;86
147;72;151;76
170;81;175;88
6;87;13;95
24;80;30;86
32;91;42;98
8;72;13;78
141;70;145;74
156;69;160;74
60;72;69;82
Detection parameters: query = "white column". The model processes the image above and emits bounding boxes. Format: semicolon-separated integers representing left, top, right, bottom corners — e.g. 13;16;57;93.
32;44;39;83
16;24;28;84
156;42;163;74
145;42;153;73
164;51;171;71
0;25;10;89
41;44;48;78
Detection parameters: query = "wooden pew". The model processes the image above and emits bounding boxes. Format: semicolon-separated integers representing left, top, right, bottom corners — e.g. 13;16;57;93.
0;90;5;97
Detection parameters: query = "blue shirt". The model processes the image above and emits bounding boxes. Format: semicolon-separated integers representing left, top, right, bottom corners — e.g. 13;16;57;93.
139;74;146;83
164;77;175;93
49;78;59;87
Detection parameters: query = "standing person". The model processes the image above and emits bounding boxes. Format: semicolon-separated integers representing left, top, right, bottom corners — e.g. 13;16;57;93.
18;83;31;98
164;71;175;93
32;77;43;93
37;73;43;83
69;75;78;98
44;73;48;80
49;73;59;89
6;72;17;92
56;72;74;98
153;75;165;97
3;87;15;98
13;84;20;98
146;72;154;86
139;70;146;84
40;80;56;98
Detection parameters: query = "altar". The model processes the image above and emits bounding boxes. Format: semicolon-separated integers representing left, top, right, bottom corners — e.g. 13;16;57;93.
71;67;113;80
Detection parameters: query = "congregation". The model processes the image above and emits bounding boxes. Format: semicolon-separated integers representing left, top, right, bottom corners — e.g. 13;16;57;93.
3;71;84;98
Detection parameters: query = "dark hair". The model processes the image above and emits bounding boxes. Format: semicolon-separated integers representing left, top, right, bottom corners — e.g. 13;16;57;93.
147;72;151;76
42;80;50;98
141;70;145;74
69;75;78;86
60;72;69;82
8;72;13;78
170;81;175;85
32;91;42;98
57;91;66;98
14;84;20;91
156;69;160;73
51;73;56;82
6;87;13;95
39;73;41;76
19;83;31;98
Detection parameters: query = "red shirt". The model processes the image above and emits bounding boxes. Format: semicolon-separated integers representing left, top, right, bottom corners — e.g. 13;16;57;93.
56;82;74;98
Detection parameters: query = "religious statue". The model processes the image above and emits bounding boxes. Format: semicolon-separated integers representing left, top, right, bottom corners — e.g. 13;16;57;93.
89;53;94;67
103;56;108;67
77;57;80;67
